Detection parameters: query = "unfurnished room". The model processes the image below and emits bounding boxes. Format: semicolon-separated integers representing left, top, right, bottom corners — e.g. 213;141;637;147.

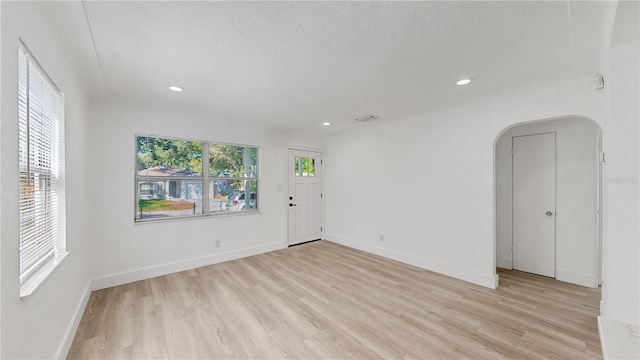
0;1;638;359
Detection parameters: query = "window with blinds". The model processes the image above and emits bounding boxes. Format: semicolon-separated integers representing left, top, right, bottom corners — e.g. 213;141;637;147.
18;43;63;285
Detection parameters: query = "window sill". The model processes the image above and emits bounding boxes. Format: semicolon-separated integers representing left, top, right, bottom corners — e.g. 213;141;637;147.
20;251;69;298
135;209;261;224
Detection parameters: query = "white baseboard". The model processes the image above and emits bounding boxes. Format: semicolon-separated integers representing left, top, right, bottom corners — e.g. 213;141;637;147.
556;268;597;288
326;234;498;289
598;316;640;360
92;241;287;290
496;257;512;269
56;280;92;360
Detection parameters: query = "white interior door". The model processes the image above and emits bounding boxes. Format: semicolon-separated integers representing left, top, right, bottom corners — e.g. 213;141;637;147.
512;133;556;277
288;149;322;246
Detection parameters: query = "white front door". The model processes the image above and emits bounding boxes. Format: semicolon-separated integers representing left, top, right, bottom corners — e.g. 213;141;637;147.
512;133;556;277
288;149;322;246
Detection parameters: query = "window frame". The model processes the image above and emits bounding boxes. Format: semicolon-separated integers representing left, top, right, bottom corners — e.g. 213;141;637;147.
18;41;68;297
134;134;260;223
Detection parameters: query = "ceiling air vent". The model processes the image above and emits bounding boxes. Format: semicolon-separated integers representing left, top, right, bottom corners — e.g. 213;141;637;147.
355;114;380;123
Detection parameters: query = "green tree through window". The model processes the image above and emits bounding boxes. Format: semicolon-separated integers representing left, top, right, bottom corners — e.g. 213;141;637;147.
137;137;202;175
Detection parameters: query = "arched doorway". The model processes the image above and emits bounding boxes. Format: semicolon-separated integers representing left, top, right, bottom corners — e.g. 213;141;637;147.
494;116;603;287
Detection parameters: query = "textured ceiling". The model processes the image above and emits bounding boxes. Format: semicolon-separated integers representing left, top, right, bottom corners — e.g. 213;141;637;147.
60;1;612;132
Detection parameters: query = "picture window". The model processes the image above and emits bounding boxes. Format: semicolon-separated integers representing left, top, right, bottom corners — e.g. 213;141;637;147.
136;136;259;221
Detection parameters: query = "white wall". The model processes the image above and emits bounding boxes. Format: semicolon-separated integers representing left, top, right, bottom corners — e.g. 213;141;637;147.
325;73;607;289
601;39;639;327
1;2;93;358
495;117;600;287
86;96;324;288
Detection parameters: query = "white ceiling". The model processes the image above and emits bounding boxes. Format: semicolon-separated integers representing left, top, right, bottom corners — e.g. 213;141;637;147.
44;1;613;132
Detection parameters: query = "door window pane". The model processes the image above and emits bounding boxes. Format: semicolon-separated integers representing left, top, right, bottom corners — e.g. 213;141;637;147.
295;157;317;176
295;157;302;176
308;158;315;176
301;158;315;176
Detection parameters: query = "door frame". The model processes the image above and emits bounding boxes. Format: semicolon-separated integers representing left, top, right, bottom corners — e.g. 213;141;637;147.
286;146;324;246
596;128;604;286
493;116;603;289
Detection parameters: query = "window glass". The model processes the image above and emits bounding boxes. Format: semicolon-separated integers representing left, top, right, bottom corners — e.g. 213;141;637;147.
209;144;258;178
135;135;258;221
307;158;315;176
209;180;227;213
299;157;315;176
211;180;257;212
295;157;302;176
137;180;202;220
137;137;202;177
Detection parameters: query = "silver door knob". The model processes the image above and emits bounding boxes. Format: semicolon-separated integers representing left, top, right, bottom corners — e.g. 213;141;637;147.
545;211;553;216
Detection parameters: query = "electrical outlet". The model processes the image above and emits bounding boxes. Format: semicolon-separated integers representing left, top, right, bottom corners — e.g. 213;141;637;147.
215;239;221;248
379;234;384;242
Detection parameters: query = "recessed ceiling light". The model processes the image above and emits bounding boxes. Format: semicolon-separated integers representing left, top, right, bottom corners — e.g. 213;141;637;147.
322;122;331;126
456;79;472;86
168;86;184;92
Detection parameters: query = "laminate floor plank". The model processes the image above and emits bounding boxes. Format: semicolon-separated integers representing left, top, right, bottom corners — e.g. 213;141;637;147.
69;240;602;359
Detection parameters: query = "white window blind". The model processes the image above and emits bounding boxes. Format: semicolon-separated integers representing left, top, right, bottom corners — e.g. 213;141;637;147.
18;44;62;284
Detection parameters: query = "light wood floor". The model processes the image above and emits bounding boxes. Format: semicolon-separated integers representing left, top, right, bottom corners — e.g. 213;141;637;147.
68;240;602;359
